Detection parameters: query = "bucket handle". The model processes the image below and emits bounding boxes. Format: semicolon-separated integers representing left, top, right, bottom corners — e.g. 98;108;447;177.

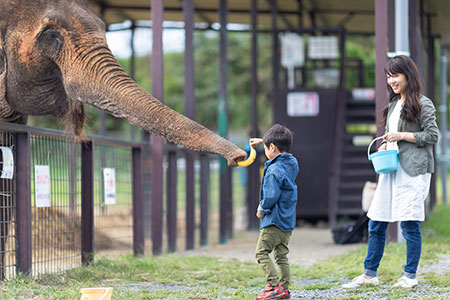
99;288;111;300
367;136;385;160
80;288;111;300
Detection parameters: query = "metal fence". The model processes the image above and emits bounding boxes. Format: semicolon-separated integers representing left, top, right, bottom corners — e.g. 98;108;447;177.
0;131;16;279
0;121;242;278
30;135;82;276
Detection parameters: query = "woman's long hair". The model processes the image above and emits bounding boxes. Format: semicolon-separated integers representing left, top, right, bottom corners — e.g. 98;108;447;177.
380;55;423;128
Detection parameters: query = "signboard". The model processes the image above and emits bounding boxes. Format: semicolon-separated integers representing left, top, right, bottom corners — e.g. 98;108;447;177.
287;92;320;117
35;165;51;207
352;88;376;101
103;168;116;205
313;68;339;88
308;36;339;60
280;33;305;68
280;33;305;89
0;147;14;179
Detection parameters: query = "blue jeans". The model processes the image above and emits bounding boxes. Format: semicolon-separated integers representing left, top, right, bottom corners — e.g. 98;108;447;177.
363;220;421;279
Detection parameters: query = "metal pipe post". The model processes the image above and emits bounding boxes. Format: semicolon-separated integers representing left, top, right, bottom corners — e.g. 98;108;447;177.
219;0;230;244
440;49;448;205
395;0;409;56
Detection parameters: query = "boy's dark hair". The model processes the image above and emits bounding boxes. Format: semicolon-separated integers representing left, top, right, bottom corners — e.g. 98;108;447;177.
263;124;293;153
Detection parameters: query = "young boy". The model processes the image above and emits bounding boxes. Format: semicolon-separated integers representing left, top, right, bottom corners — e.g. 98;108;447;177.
250;124;299;300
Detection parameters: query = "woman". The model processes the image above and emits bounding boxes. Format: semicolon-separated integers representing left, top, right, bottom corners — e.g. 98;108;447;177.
342;55;439;289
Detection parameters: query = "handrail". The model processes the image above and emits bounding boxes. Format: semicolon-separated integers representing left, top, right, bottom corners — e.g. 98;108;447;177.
0;121;225;160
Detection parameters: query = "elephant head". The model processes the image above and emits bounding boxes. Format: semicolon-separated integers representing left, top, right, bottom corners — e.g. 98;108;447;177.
0;0;247;166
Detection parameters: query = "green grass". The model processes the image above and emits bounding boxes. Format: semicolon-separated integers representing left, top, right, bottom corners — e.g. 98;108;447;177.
0;256;264;299
3;205;450;299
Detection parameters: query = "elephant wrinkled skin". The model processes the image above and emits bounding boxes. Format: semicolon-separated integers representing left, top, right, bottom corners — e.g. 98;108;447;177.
0;0;247;166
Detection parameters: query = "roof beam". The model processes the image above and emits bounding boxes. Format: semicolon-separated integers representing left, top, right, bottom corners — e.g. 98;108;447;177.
92;0;134;25
98;4;302;16
264;0;295;28
303;0;327;27
336;12;356;27
177;0;213;26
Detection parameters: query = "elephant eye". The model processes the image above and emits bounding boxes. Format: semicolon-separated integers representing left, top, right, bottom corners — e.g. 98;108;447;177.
36;26;64;57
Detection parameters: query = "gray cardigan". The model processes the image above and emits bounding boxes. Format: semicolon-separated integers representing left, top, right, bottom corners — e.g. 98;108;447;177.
385;95;439;176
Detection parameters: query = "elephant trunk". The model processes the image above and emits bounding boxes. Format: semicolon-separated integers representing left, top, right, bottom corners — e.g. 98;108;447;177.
57;43;247;166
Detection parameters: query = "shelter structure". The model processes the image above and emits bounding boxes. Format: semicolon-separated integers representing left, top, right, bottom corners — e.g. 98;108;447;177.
87;0;450;246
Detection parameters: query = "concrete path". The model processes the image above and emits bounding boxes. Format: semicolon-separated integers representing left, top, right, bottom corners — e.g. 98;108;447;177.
182;226;364;266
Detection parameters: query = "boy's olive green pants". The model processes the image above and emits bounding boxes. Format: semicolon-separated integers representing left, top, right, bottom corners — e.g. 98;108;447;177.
255;225;292;290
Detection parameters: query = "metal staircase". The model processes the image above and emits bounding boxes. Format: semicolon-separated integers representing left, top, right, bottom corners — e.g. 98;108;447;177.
334;90;377;220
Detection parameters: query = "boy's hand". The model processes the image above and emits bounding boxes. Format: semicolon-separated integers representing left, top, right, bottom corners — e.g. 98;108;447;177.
256;212;265;219
249;138;263;147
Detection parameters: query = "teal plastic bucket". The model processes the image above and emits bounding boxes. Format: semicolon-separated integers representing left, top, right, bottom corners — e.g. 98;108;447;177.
367;137;398;174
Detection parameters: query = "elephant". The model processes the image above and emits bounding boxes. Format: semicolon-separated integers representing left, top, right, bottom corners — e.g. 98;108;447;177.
0;0;247;164
0;0;248;278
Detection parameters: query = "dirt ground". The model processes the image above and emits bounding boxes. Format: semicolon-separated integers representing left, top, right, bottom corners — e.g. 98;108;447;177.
180;225;364;266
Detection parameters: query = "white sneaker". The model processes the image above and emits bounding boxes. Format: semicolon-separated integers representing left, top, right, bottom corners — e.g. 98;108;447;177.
393;276;418;288
341;274;379;289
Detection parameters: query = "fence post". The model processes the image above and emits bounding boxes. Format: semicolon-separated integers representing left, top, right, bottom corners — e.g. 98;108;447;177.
16;132;31;276
200;154;210;246
226;167;233;239
185;150;195;250
81;141;94;265
132;147;145;256
167;150;177;252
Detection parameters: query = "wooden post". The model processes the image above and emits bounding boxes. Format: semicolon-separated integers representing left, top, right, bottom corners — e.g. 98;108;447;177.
375;0;397;241
166;150;177;252
248;0;260;231
200;154;210;246
81;141;94;265
132;147;145;256
150;0;164;255
184;0;196;250
16;132;32;275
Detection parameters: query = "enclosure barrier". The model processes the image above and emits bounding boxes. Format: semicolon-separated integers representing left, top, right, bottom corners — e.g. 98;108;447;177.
0;122;223;278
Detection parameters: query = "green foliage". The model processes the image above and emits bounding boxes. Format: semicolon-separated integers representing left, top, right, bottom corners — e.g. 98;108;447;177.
345;36;376;89
422;204;450;240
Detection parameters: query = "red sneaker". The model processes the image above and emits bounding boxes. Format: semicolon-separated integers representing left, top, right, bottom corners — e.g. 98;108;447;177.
256;283;285;300
278;288;291;299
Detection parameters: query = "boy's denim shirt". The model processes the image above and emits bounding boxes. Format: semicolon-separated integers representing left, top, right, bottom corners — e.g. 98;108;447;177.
258;153;299;232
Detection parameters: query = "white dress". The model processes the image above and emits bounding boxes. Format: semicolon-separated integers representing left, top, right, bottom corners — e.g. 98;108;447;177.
367;101;431;222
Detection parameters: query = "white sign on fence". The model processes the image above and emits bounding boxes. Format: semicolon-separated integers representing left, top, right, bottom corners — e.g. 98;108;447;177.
280;33;305;89
308;36;339;60
0;147;14;179
281;33;305;68
35;165;51;207
103;168;116;205
287;92;320;117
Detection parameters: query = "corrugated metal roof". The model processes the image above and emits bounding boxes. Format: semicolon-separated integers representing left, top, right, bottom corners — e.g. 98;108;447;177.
87;0;450;36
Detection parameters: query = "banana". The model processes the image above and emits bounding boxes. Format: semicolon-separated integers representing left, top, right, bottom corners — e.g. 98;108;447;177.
237;145;256;167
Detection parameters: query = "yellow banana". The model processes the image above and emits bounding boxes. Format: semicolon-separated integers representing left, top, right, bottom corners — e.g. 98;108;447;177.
237;145;256;167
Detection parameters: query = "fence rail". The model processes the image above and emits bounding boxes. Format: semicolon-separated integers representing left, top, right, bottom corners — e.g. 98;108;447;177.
0;122;234;278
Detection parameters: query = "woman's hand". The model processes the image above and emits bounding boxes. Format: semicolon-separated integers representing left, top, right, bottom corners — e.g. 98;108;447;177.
249;138;264;147
383;132;416;143
383;132;404;142
378;143;387;151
